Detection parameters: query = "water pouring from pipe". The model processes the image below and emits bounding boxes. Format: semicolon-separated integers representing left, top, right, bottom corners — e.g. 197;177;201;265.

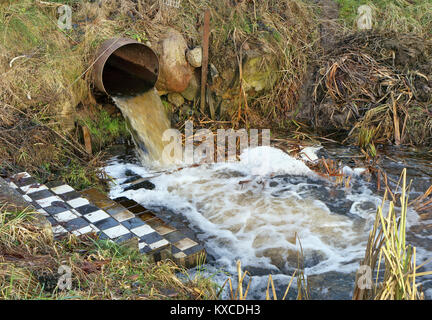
92;38;175;166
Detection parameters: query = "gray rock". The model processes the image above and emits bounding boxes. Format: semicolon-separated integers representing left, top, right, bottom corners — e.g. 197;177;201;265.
186;47;202;68
168;92;185;107
180;70;200;101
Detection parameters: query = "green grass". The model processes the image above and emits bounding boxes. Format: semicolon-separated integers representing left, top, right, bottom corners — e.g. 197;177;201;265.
337;0;432;36
80;109;130;150
58;160;103;191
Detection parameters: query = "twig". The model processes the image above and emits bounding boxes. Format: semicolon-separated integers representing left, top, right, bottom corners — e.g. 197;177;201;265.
200;9;211;115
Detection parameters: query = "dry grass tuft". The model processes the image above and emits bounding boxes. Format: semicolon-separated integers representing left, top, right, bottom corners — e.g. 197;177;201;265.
310;32;432;147
144;0;318;128
225;234;309;300
0;0;143;187
0;204;219;299
353;169;432;300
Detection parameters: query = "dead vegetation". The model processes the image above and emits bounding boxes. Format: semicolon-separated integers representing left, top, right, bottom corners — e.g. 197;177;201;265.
0;0;143;188
1;0;431;189
307;31;432;147
0;0;318;186
0;204;219;299
353;169;432;300
141;0;318;128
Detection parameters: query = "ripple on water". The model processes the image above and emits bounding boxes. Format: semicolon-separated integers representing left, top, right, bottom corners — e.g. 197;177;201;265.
104;145;432;299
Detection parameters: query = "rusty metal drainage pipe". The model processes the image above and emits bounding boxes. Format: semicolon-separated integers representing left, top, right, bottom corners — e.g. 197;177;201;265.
92;38;159;97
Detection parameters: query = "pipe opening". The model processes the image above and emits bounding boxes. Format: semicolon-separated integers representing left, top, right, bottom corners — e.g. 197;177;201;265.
93;39;159;97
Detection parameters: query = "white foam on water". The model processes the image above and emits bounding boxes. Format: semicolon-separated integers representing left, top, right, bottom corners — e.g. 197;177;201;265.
106;146;406;277
300;146;322;162
342;166;367;177
105;145;432;298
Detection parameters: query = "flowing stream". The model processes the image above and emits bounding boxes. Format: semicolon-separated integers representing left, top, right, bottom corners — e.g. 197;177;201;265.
106;92;432;299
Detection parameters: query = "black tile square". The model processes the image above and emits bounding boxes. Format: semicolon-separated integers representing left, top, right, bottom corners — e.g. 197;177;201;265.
44;204;70;215
113;197;129;202
117;199;137;208
139;245;152;254
139;232;164;245
177;228;198;241
27;189;54;201
97;232;110;241
128;204;148;214
64;217;89;232
171;245;181;254
46;216;59;227
15;177;37;187
31;201;42;209
15;188;26;195
93;217;119;231
74;204;100;215
146;217;166;229
121;217;145;230
45;181;65;188
183;244;205;256
164;231;187;243
58;190;82;202
114;232;135;244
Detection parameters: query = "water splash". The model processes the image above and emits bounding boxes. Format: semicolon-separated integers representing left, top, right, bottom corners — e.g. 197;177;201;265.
104;144;432;299
105;146;391;275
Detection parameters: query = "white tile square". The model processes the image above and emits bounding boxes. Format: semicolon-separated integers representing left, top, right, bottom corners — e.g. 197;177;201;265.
53;210;79;223
84;210;110;223
8;182;18;189
22;195;32;202
52;225;67;235
67;197;90;208
103;225;130;239
72;225;98;236
36;208;49;216
22;184;48;194
131;224;154;237
149;239;169;250
138;242;148;250
14;172;31;179
36;196;62;208
51;185;75;195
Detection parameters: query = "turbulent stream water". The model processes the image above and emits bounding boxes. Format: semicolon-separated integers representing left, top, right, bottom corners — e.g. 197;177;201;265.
106;91;432;299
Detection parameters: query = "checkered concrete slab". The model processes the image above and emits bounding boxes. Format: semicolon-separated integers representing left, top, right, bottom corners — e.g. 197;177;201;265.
6;172;206;268
112;195;206;267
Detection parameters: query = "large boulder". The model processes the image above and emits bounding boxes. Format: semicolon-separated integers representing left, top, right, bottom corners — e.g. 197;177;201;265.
155;29;194;93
